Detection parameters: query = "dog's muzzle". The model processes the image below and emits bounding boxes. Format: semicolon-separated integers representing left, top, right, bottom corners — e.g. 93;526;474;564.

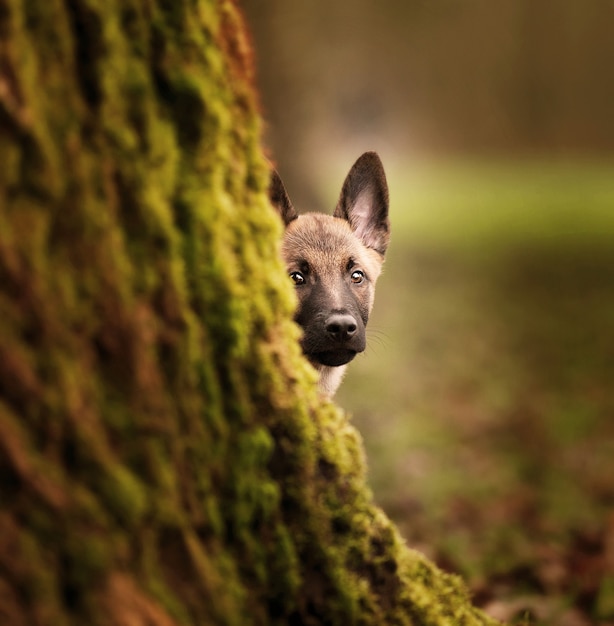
303;312;364;367
311;349;358;367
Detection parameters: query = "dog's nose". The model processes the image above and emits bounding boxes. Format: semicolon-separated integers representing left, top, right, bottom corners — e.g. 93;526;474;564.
325;314;358;342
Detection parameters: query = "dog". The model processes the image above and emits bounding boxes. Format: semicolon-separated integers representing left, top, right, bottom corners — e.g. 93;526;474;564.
270;152;390;396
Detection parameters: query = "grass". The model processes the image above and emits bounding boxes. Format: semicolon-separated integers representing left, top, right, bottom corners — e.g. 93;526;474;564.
387;157;614;249
334;156;614;624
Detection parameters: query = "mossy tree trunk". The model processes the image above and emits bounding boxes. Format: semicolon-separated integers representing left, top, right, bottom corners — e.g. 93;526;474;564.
0;1;500;624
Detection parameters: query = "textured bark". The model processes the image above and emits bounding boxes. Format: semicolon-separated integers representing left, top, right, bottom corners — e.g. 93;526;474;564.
0;1;500;624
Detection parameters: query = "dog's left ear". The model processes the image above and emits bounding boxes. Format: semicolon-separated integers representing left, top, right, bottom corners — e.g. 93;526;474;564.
334;152;390;256
269;169;298;226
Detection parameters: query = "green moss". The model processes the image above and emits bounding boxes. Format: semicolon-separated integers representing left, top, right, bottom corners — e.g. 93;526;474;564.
269;522;301;591
0;0;501;624
100;464;148;527
64;533;111;591
16;534;65;625
138;526;194;624
596;575;614;620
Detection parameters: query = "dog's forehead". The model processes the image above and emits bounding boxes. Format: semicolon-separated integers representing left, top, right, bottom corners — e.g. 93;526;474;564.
282;213;381;273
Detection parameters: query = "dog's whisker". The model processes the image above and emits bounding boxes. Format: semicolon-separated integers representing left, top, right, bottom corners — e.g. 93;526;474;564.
367;328;391;349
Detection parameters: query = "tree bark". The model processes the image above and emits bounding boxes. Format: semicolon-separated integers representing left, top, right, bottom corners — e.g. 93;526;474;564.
0;1;499;624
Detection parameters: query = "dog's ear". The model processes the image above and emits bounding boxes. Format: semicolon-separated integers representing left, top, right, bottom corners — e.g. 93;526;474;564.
334;152;390;256
269;169;298;226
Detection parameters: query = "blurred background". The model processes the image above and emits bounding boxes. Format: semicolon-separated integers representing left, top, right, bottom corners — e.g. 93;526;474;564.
242;2;614;623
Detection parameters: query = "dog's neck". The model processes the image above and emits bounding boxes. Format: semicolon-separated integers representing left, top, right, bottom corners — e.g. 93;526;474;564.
315;364;347;397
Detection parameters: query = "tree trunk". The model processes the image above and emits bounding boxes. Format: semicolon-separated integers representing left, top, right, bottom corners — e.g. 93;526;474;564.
0;1;499;624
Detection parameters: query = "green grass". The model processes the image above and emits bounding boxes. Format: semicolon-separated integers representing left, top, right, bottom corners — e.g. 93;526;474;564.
334;157;614;624
387;157;614;249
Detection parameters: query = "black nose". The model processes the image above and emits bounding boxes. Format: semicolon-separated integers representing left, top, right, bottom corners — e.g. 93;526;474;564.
325;314;358;342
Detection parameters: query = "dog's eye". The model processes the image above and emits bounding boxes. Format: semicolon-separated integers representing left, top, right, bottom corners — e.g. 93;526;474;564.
289;271;305;285
350;270;365;284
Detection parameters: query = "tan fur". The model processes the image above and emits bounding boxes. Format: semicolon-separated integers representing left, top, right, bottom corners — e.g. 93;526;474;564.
270;153;390;396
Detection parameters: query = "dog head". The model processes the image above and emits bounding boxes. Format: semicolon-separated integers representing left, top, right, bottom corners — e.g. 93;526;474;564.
270;152;390;384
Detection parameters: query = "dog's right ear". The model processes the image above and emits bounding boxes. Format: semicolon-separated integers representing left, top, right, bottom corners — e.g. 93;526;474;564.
334;152;390;256
269;170;298;226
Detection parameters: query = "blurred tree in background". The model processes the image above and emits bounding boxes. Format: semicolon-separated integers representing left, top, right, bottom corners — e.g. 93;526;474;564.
244;0;614;207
